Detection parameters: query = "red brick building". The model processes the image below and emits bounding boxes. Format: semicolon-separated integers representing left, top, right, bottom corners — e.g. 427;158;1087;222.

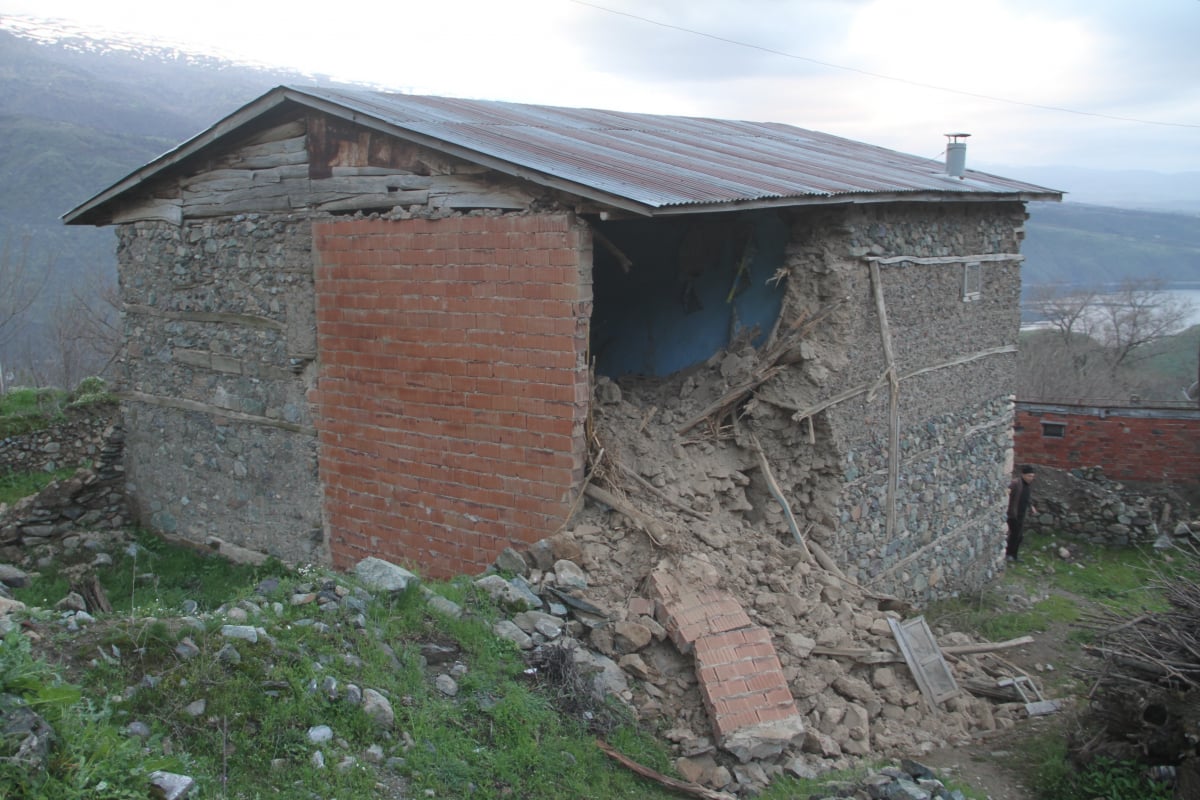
1015;401;1200;485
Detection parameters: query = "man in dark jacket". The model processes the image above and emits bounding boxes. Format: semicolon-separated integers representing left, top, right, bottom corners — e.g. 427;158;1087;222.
1006;464;1038;561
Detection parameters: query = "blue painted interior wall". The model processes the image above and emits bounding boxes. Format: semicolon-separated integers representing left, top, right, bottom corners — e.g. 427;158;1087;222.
591;210;787;378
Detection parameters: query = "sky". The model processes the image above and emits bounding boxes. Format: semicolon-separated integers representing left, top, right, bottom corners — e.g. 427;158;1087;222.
2;0;1199;179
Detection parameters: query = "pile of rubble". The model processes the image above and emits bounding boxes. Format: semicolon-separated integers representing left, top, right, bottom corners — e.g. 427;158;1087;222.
430;356;1070;794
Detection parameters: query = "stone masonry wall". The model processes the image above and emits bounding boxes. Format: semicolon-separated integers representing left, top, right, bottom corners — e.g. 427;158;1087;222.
312;213;591;577
0;404;118;474
771;202;1027;602
0;423;130;550
115;215;324;565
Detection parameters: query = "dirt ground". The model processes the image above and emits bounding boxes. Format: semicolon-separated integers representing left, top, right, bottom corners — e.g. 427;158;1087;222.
918;582;1101;800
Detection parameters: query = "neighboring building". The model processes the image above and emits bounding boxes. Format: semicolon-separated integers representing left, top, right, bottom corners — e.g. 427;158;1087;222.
1016;401;1200;486
65;86;1059;596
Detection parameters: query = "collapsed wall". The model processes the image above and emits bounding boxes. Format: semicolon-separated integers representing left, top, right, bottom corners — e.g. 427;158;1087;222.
607;202;1025;605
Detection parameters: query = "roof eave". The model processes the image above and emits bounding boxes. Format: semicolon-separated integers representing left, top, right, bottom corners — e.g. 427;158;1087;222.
647;189;1063;216
64;86;660;224
64;87;299;226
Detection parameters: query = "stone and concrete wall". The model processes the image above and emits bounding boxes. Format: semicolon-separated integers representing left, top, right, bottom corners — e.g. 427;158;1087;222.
312;213;591;577
1015;402;1200;487
0;423;130;550
0;403;118;474
769;202;1027;602
115;215;324;565
1023;466;1167;547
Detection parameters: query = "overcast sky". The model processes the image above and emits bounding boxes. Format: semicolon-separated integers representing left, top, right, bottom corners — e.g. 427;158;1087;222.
3;0;1198;178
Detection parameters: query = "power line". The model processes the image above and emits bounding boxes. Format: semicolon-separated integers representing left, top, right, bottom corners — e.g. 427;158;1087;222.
568;0;1200;130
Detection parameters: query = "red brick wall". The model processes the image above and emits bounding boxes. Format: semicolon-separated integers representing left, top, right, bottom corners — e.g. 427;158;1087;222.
312;214;591;576
1015;404;1200;485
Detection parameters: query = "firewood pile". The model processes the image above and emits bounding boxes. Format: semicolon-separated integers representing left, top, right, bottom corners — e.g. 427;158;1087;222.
1075;546;1200;798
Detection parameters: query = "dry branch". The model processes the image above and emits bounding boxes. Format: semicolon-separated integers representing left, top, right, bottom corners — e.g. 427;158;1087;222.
596;739;735;800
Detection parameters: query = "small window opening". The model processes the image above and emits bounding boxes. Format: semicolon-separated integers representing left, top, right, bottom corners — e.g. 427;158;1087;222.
962;261;982;302
1041;421;1066;438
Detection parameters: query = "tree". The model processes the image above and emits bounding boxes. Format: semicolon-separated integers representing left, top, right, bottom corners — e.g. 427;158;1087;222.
1019;278;1197;403
0;234;50;392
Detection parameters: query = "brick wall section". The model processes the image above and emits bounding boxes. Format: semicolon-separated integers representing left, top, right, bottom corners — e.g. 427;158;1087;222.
650;572;803;742
1015;403;1200;486
312;214;591;577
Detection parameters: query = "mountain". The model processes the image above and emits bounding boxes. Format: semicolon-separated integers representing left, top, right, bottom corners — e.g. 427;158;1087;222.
978;162;1200;215
0;13;1196;380
0;15;353;378
1020;202;1200;291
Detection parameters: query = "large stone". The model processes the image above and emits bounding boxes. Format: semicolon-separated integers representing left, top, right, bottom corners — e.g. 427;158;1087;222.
833;675;876;704
569;643;629;700
801;728;842;757
493;620;534;650
554;559;588;589
612;620;653;653
361;689;394;729
149;771;196;800
0;564;28;588
474;575;539;611
494;547;528;576
355;558;419;593
721;715;806;763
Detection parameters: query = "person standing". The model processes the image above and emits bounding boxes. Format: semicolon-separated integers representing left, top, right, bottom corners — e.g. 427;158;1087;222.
1006;464;1037;561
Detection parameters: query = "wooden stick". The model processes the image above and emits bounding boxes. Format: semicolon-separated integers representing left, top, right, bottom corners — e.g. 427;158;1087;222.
749;433;812;562
868;260;900;541
617;461;708;521
676;366;784;434
591;228;634;273
865;253;1024;266
596;739;736;800
940;636;1035;656
784;345;1018;424
584;484;665;546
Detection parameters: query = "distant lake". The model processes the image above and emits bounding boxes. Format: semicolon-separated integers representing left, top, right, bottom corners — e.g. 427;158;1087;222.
1022;286;1200;332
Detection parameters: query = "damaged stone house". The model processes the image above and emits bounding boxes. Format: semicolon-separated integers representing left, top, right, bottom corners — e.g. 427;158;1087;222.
65;85;1061;602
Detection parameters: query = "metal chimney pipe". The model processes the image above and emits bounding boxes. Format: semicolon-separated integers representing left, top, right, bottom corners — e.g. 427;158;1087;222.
945;132;970;177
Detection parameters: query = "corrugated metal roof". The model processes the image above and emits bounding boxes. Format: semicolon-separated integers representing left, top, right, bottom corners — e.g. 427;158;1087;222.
298;86;1061;208
65;85;1061;224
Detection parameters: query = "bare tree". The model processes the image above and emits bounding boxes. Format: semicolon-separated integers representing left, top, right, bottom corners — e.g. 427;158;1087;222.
1019;278;1197;403
44;276;121;389
1093;278;1195;373
0;234;50;390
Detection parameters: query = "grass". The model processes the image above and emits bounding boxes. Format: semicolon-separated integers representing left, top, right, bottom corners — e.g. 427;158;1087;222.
0;465;78;506
3;531;681;800
0;378;117;438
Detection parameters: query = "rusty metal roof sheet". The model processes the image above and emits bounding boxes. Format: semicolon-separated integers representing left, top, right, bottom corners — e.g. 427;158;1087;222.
298;87;1061;208
65;85;1062;224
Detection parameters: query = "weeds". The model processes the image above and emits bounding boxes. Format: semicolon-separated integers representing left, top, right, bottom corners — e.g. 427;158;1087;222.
0;466;77;506
5;534;679;800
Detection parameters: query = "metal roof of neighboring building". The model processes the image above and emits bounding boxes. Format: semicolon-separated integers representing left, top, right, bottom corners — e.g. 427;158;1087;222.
65;85;1062;224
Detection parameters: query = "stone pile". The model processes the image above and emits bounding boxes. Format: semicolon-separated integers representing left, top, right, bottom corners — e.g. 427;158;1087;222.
465;531;1032;796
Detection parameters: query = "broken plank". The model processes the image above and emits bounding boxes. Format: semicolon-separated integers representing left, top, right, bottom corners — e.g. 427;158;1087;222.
940;636;1034;656
810;646;904;664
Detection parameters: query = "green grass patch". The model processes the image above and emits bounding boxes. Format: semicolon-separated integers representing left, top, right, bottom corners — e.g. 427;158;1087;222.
1016;728;1172;800
0;631;189;799
0;465;78;505
1018;532;1200;615
0;378;116;438
8;533;684;800
926;587;1081;643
